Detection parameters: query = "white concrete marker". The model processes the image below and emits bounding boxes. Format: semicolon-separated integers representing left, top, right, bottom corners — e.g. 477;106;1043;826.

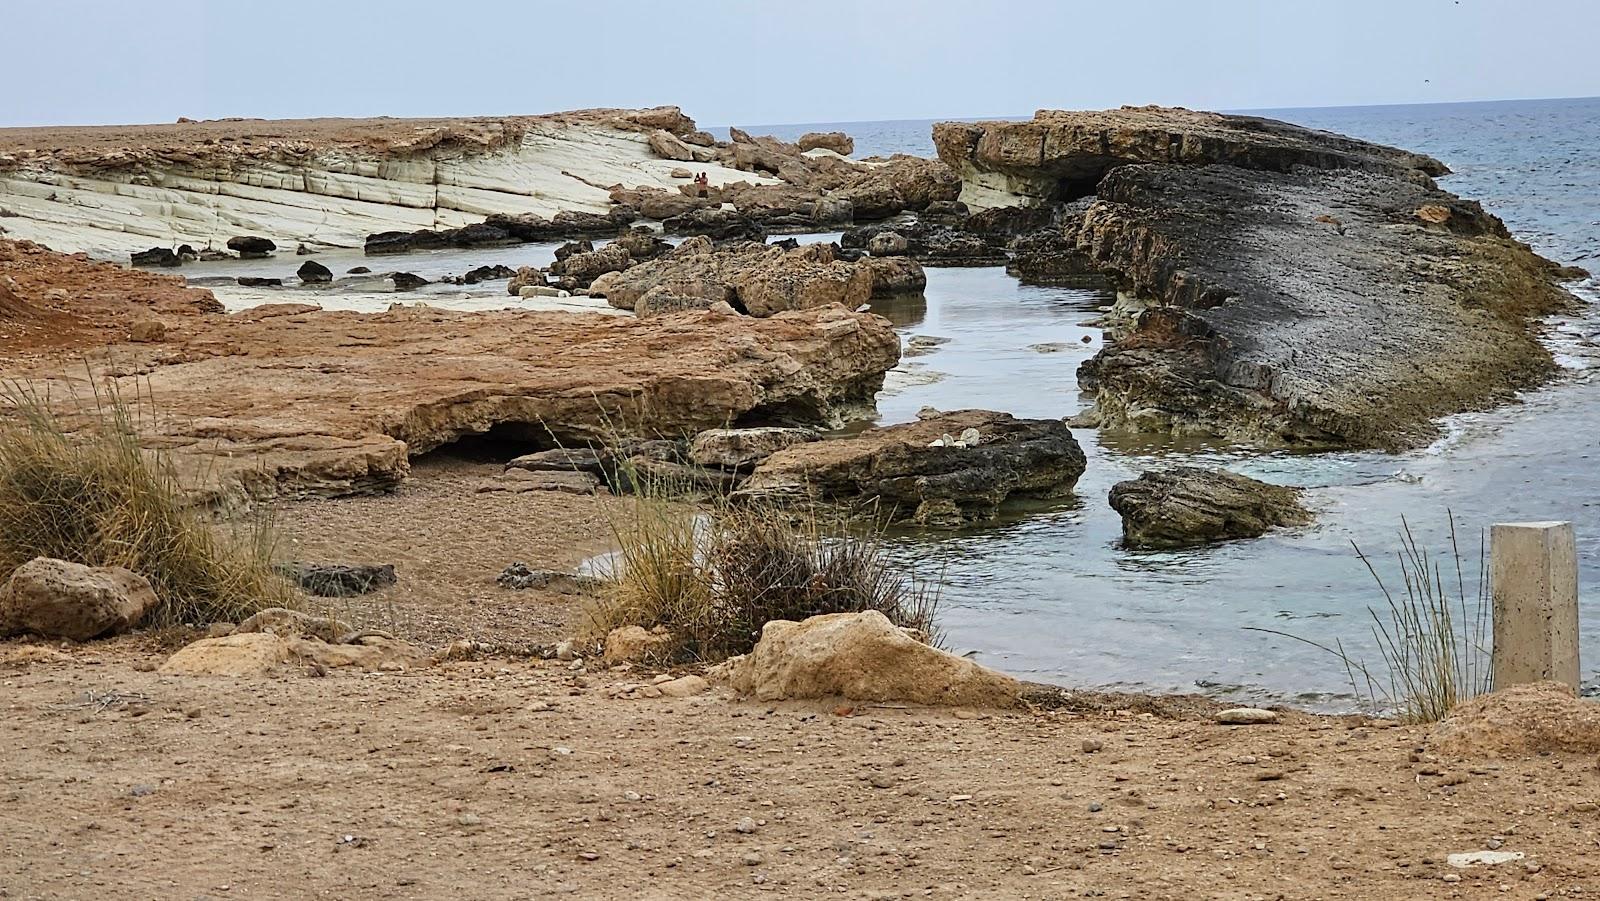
1490;521;1579;690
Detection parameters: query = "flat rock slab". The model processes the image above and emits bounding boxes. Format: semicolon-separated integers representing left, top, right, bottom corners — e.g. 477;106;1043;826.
3;241;899;507
1216;708;1279;725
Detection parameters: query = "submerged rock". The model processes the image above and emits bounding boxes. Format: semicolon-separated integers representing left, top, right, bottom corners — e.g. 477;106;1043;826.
737;410;1086;525
719;611;1022;707
0;557;159;642
1108;467;1311;549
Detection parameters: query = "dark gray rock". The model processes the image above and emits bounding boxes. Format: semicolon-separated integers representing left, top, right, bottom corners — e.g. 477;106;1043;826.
226;236;276;258
296;260;333;284
131;247;181;268
1108;467;1312;549
276;562;397;597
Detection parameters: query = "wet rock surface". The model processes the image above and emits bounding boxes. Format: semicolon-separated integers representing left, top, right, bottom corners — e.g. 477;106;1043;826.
737;409;1086;525
930;106;1578;449
1108;466;1312;549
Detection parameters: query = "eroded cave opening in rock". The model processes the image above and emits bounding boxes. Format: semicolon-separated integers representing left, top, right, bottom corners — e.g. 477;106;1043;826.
412;421;561;466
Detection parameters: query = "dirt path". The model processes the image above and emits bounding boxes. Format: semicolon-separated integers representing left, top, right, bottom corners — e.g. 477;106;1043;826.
2;641;1596;900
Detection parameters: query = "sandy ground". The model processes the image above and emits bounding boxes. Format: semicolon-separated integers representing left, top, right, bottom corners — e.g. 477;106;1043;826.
5;458;1600;899
4;645;1599;900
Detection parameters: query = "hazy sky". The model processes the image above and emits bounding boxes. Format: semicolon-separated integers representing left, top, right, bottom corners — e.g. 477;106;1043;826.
5;0;1597;128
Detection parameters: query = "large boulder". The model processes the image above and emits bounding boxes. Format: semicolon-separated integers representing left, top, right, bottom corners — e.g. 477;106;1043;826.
1107;467;1312;549
933;105;1449;211
737;410;1086;525
647;129;696;162
0;558;160;641
797;132;854;156
1429;682;1600;757
721;611;1022;707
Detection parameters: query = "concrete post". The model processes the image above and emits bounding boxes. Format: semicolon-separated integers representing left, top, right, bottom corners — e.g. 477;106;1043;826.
1490;521;1579;691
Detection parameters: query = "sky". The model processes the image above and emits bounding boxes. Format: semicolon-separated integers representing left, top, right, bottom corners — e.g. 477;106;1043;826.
4;0;1598;128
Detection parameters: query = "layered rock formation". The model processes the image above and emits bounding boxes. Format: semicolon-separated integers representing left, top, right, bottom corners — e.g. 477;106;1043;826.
1;239;901;507
596;239;888;317
935;106;1581;449
0;107;958;258
1108;467;1312;549
933;105;1447;211
0;108;760;256
736;409;1086;525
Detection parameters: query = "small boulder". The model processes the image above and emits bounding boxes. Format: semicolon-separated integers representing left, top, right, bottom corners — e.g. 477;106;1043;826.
496;563;603;593
1216;707;1279;725
721;611;1021;707
128;319;168;343
602;625;677;664
1108;467;1312;549
867;231;910;256
462;264;515;284
797;131;855;156
158;632;291;677
647;129;697;162
296;259;333;284
226;236;276;258
236;277;282;287
389;272;428;291
0;557;160;642
860;255;927;296
286;634;426;672
657;675;709;698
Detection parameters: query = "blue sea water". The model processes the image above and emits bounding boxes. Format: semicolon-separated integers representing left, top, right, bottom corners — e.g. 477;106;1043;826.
739;99;1600;707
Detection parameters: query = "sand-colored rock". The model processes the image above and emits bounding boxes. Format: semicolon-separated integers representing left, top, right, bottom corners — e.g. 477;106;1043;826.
0;558;160;642
689;427;818;470
602;625;677;665
604;241;875;318
798;132;854;156
158;632;292;677
236;607;351;642
723;611;1022;707
3;240;900;506
1429;682;1600;757
286;634;427;671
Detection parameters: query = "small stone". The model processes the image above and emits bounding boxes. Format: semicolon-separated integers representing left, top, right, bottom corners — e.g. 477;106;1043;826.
1216;707;1279;725
623;791;642;802
1088;802;1103;813
735;817;758;834
742;851;763;867
457;813;481;827
869;773;895;789
555;639;576;661
1081;739;1104;754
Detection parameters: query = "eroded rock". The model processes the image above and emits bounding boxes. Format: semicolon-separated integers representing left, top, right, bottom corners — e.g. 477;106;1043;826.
720;611;1022;707
1108;467;1311;549
689;427;819;470
737;410;1086;525
0;557;160;641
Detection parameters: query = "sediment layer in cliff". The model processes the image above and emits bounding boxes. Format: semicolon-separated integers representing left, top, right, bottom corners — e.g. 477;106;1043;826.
0;239;901;505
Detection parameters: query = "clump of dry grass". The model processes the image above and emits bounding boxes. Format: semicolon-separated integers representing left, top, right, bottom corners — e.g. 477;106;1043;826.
586;466;940;661
1249;514;1492;723
0;383;292;626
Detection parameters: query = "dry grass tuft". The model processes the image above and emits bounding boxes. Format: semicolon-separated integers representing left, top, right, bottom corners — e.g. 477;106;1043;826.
0;383;293;626
586;463;940;661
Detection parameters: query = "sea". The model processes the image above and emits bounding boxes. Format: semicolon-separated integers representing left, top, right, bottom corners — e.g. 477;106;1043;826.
734;98;1600;708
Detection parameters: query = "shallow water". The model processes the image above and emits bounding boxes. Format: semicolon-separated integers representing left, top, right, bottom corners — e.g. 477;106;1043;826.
196;98;1600;708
